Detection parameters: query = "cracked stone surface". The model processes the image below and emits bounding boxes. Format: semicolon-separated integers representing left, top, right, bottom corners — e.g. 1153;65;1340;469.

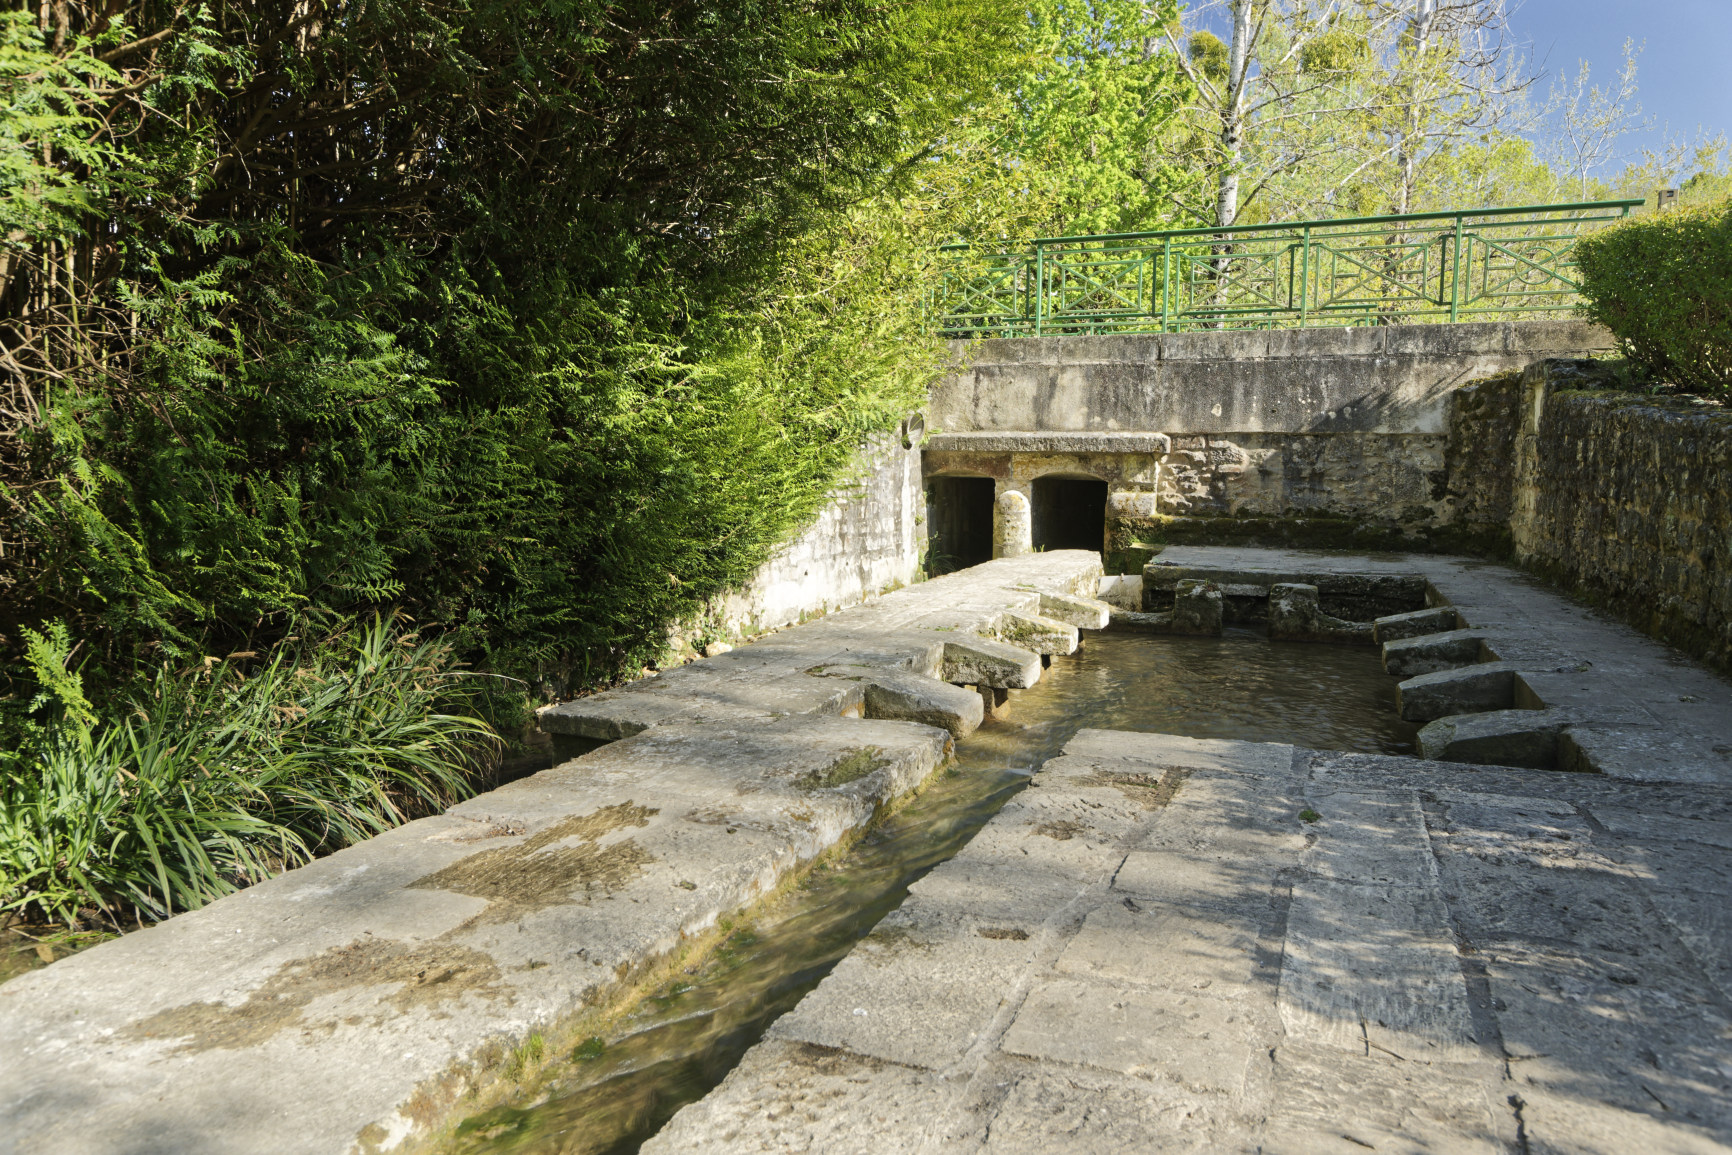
0;552;1105;1155
646;729;1732;1154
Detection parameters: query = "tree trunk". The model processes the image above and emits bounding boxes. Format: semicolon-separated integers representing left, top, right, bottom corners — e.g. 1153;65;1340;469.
1214;0;1255;229
1395;0;1438;216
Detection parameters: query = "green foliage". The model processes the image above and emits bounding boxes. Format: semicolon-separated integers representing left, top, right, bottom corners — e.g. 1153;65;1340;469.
0;617;497;926
996;0;1193;237
1300;29;1368;76
1189;31;1228;83
3;0;1028;706
18;621;94;731
1575;200;1732;393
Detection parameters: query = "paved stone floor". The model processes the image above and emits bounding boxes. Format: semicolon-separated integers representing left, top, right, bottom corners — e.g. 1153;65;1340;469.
647;729;1732;1154
647;546;1732;1154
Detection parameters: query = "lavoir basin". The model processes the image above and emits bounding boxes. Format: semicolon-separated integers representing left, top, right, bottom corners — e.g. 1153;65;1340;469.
445;629;1416;1155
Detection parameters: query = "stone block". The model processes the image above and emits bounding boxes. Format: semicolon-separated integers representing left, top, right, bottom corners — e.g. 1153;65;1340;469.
1417;708;1566;769
641;1039;949;1155
994;610;1080;656
1038;590;1113;629
1395;662;1519;722
1107;608;1174;632
1278;877;1480;1064
1268;582;1374;644
857;670;984;737
1381;628;1488;677
1170;578;1223;636
1372;605;1464;644
940;637;1042;689
1095;574;1143;610
1001;979;1270;1093
1559;726;1732;784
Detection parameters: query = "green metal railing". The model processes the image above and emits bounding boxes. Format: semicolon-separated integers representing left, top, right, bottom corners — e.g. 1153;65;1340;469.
928;199;1643;336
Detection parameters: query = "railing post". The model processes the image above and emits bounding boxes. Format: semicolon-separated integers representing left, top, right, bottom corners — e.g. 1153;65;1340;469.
1035;245;1045;337
1161;236;1172;332
1298;226;1311;327
1449;213;1465;323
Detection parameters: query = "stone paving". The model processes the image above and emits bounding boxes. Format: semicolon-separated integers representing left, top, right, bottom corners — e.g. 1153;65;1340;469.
647;546;1732;1154
647;729;1732;1154
8;545;1732;1154
0;553;1106;1155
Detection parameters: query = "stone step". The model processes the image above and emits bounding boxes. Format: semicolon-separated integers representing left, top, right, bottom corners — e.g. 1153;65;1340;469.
1381;627;1490;677
1372;605;1464;643
1395;662;1522;721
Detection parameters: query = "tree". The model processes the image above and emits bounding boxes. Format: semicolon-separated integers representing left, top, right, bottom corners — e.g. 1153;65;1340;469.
1164;0;1537;227
992;0;1194;237
0;0;1031;699
1544;39;1647;200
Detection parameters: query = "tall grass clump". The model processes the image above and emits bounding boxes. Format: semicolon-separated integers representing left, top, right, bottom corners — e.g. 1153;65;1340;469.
0;618;500;928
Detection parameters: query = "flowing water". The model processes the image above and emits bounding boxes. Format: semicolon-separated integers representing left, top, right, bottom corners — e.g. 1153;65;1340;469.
445;629;1416;1155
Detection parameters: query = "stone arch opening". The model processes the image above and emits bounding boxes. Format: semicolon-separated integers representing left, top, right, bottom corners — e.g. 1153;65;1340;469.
1032;475;1108;554
927;476;996;573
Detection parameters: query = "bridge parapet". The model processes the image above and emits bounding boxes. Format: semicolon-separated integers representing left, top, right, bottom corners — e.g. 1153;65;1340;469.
921;320;1614;572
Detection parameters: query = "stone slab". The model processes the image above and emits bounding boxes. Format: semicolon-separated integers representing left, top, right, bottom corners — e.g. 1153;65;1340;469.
1382;628;1489;678
0;712;959;1152
994;610;1080;656
859;669;986;736
539;551;1102;737
1374;605;1463;643
1418;708;1568;769
1038;590;1114;629
1396;662;1520;721
924;430;1173;454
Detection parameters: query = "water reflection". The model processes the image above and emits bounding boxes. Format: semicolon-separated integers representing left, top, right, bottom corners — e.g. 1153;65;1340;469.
446;629;1413;1154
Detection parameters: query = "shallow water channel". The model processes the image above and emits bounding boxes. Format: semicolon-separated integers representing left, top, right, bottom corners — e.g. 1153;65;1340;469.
445;629;1416;1155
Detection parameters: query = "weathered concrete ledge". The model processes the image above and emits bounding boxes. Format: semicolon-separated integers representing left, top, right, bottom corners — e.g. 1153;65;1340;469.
1143;546;1732;782
0;552;1108;1155
647;729;1732;1153
538;551;1107;747
924;431;1172;454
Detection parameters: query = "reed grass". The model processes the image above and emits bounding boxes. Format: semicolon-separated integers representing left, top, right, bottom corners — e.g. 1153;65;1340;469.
0;617;500;927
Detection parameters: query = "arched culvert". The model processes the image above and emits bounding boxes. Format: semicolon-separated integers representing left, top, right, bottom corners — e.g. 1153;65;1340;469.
1032;475;1108;554
926;476;996;573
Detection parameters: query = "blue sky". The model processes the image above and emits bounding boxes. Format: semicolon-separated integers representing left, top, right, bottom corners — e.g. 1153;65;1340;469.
1184;1;1732;166
1510;0;1732;158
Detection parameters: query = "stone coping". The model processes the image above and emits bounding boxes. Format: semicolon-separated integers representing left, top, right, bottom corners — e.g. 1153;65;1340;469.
943;319;1613;365
0;552;1109;1155
647;729;1732;1153
923;431;1172;455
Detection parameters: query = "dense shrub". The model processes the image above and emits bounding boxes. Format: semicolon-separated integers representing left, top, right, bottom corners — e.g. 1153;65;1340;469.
0;617;498;926
1575;200;1732;392
0;0;1026;705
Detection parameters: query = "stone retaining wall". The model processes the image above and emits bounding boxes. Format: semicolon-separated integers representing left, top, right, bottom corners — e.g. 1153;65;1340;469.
673;429;924;653
1512;369;1732;672
925;321;1613;563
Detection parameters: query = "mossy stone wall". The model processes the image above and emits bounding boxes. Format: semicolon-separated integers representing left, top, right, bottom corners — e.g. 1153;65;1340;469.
1513;375;1732;672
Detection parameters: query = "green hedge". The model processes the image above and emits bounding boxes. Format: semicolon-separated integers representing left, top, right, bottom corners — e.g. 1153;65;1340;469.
1575;200;1732;392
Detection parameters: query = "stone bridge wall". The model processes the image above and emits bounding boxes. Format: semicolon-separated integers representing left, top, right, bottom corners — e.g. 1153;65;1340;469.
682;428;924;650
925;321;1614;568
